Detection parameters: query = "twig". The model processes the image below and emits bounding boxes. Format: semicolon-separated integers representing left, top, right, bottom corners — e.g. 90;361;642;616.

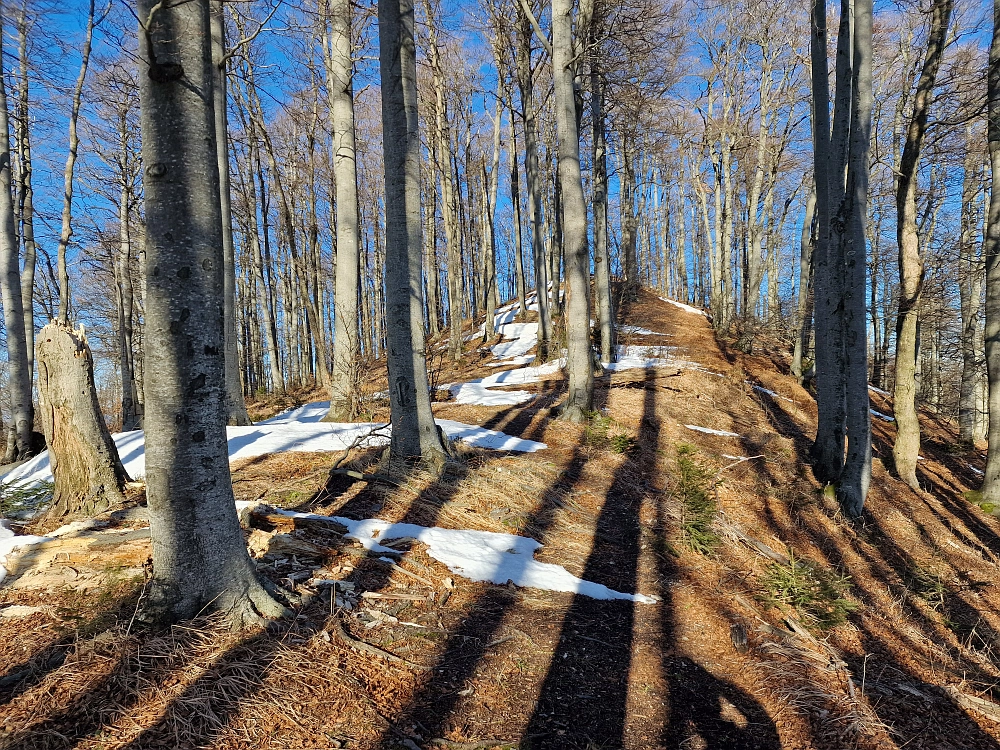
329;616;429;671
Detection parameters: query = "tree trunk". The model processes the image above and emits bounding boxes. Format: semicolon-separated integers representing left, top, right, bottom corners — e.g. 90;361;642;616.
837;0;874;517
210;0;251;425
516;4;552;359
809;0;848;483
37;323;129;518
959;129;986;444
592;65;615;363
982;0;1000;505
510;113;528;319
891;0;954;488
137;0;286;626
554;0;593;422
55;0;96;325
378;0;447;469
16;1;36;387
323;0;361;422
0;16;34;464
118;179;142;430
792;187;816;382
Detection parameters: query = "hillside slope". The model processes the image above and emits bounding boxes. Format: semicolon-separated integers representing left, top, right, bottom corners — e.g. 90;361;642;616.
1;289;998;750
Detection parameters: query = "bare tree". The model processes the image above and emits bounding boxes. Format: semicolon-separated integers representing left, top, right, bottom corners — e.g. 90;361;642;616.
554;0;593;422
379;0;448;468
892;0;955;490
982;0;1000;506
137;0;286;625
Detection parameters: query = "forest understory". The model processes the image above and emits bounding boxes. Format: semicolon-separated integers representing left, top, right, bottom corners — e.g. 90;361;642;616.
2;291;1000;750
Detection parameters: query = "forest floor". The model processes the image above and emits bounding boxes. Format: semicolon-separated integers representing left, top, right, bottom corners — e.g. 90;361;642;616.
3;288;1000;750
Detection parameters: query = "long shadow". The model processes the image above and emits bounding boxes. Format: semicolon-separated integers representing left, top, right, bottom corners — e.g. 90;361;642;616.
369;440;591;749
520;370;651;747
650;371;780;749
0;582;145;709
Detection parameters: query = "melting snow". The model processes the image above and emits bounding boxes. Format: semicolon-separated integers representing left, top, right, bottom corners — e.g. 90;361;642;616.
246;506;658;604
658;297;707;317
871;409;895;422
684;425;740;438
4;407;546;490
619;325;668;336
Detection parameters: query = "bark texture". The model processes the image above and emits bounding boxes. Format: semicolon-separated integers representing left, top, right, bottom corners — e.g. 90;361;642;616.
323;0;361;422
982;0;1000;505
137;0;286;626
379;0;447;468
592;66;616;364
554;0;593;422
0;17;34;463
891;0;953;489
837;0;874;516
36;322;129;518
211;0;251;426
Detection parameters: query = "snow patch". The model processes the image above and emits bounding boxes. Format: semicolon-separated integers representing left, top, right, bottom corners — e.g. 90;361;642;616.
3;410;546;490
619;325;668;336
684;425;740;438
256;508;657;603
658;297;707;316
0;519;50;586
871;409;895;422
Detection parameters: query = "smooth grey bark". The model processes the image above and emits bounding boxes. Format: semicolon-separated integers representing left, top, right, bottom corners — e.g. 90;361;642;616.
509;113;528;319
482;94;502;337
959;132;986;444
15;1;36;386
554;0;592;422
118;175;142;430
378;0;447;468
322;0;361;422
210;0;251;425
137;0;286;626
809;0;847;484
424;0;463;362
591;65;615;364
792;187;816;383
0;16;34;463
891;0;953;489
837;0;873;517
516;3;552;359
37;322;129;518
982;0;1000;505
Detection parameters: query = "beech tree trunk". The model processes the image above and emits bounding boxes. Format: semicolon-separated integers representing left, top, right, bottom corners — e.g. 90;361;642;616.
837;0;874;516
15;2;36;386
809;0;847;483
592;65;616;364
959;128;986;444
379;0;447;469
516;4;552;359
323;0;361;422
891;0;953;489
37;323;129;518
554;0;593;422
211;1;251;425
982;0;1000;505
137;0;286;626
0;17;34;464
792;187;816;382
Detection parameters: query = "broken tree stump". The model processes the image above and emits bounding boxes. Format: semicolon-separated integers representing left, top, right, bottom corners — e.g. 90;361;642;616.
36;321;130;518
